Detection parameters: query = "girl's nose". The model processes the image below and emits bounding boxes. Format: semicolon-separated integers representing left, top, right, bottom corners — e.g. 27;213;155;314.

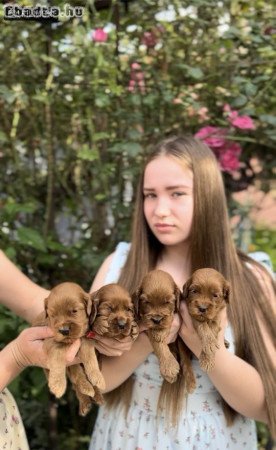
154;198;170;217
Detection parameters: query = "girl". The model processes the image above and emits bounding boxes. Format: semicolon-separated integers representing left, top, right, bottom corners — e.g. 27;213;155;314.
89;136;275;449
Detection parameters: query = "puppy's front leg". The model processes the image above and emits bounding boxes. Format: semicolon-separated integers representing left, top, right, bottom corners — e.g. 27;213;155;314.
44;339;67;398
196;323;217;371
78;338;105;391
148;330;180;383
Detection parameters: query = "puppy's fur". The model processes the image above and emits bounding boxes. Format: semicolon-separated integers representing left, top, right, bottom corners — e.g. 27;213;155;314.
134;270;181;383
33;282;105;416
181;268;230;392
90;283;139;340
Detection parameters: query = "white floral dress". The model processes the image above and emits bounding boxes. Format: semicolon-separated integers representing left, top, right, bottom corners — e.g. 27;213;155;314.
0;388;29;450
89;242;257;450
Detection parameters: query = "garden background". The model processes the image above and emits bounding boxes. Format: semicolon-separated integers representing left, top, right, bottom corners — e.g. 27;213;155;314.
0;0;275;449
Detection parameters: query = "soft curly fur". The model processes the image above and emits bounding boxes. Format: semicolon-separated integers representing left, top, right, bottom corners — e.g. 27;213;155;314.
90;283;139;340
133;269;181;383
33;282;105;416
181;268;230;392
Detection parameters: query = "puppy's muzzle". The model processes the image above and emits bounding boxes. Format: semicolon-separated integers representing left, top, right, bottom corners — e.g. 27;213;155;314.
59;325;70;336
151;315;163;325
117;318;127;329
198;305;208;313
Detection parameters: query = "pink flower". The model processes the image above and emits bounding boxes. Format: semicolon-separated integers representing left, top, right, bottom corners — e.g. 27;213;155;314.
229;114;255;130
131;62;141;70
195;126;228;148
92;28;108;43
218;142;242;173
141;31;158;48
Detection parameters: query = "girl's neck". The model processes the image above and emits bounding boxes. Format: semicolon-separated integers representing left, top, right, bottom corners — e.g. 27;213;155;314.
156;244;191;288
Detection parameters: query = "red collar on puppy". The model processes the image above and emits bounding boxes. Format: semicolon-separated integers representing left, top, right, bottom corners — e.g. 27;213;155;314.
86;330;96;339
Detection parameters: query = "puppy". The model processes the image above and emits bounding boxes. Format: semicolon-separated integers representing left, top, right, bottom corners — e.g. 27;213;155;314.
90;283;139;341
134;270;181;383
181;268;230;391
33;282;105;416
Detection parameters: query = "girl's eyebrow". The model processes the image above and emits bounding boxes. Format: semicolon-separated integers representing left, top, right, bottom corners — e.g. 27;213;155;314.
143;185;192;191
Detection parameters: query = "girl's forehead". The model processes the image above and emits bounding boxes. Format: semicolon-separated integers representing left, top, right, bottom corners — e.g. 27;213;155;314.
143;155;193;187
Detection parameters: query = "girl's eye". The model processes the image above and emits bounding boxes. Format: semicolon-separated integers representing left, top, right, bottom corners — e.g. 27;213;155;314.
172;192;186;197
144;193;156;199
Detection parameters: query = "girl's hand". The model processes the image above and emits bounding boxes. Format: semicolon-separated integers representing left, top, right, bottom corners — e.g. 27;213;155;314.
10;327;81;369
178;302;228;358
166;313;181;344
92;334;134;357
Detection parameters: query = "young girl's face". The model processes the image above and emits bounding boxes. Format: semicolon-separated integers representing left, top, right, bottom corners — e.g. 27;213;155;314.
143;155;194;248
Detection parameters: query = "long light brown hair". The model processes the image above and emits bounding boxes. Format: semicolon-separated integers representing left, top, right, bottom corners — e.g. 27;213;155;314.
106;136;276;436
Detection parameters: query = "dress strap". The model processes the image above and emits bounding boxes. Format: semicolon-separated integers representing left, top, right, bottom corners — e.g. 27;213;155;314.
104;242;131;284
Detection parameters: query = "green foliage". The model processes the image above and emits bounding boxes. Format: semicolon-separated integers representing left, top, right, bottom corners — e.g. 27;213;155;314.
0;0;274;448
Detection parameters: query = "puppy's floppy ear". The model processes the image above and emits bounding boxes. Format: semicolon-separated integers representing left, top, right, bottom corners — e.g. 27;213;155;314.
44;296;49;318
89;290;100;325
182;277;192;300
174;284;181;311
132;288;141;319
223;281;230;303
83;292;93;316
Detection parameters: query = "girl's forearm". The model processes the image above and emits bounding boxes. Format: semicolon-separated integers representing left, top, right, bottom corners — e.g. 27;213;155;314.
101;332;153;392
208;347;268;422
0;344;24;391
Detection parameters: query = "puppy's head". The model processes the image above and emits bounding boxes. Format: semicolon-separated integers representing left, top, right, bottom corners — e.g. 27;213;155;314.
44;282;92;343
182;268;230;322
90;284;136;338
133;270;180;330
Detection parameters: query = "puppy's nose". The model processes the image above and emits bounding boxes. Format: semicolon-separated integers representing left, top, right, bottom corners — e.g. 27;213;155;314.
117;318;127;329
59;326;70;336
198;305;208;313
151;316;162;324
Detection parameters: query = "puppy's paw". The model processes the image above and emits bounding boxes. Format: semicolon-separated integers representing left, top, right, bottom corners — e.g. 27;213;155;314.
199;353;215;372
93;388;105;406
160;357;180;383
79;397;92;416
131;323;139;341
49;377;66;398
86;370;105;391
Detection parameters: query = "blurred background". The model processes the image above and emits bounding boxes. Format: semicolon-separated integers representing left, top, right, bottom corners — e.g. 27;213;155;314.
0;0;275;448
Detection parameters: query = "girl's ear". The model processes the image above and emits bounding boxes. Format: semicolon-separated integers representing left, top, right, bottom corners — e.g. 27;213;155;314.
174;284;181;311
223;281;231;303
89;291;100;325
132;288;141;319
182;277;192;300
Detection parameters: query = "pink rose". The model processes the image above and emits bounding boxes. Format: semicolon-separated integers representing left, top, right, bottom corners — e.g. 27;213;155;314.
195;126;228;148
229;114;255;130
92;28;108;43
219;145;242;173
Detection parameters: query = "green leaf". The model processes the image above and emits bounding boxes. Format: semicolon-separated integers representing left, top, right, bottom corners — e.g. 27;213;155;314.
78;145;99;161
259;115;276;126
186;67;204;80
17;227;47;252
231;95;248;107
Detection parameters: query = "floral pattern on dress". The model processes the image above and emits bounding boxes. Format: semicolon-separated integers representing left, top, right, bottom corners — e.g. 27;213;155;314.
0;389;29;450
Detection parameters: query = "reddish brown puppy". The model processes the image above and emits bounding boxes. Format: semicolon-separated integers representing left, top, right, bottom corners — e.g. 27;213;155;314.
181;268;230;392
134;269;181;383
33;282;105;416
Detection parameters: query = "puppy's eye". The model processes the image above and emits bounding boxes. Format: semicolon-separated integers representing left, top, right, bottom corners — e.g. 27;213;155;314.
212;293;220;298
71;309;78;314
127;307;133;312
189;288;198;294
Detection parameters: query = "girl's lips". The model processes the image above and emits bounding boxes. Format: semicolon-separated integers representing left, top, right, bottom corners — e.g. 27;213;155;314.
154;223;174;231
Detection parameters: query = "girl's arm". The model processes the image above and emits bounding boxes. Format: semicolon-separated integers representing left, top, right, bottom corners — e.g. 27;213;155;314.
0;251;49;322
179;302;270;423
